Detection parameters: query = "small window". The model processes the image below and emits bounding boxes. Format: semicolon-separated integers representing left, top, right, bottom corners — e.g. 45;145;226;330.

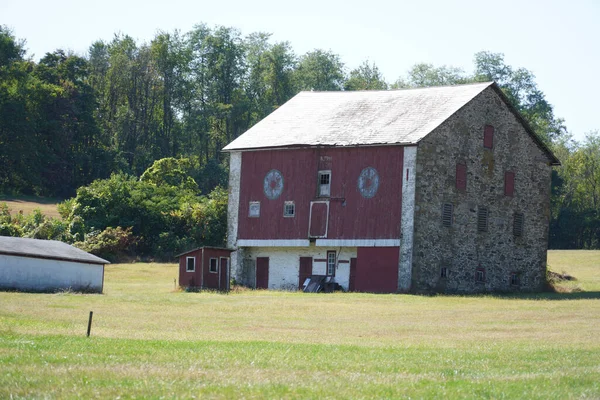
476;268;485;283
249;201;260;217
283;201;295;217
318;170;331;197
209;258;218;273
440;267;448;279
186;257;195;272
456;163;467;192
326;251;336;276
513;213;524;237
510;272;520;286
505;171;515;196
442;203;453;227
484;125;494;149
477;207;489;232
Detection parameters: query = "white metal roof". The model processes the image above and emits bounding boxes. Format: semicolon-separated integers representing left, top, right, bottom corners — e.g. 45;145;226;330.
223;82;494;151
0;236;109;265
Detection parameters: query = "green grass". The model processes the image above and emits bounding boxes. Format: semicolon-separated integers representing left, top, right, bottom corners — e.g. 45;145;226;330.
1;251;599;398
0;195;62;219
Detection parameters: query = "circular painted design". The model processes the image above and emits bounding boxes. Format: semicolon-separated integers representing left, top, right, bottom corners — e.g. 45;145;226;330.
263;169;284;199
357;167;380;198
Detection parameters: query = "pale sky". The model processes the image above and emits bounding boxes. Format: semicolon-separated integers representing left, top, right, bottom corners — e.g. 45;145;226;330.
2;0;598;141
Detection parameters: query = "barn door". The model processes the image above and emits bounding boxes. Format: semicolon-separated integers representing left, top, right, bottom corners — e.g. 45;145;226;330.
256;257;269;289
299;257;313;289
349;257;357;291
219;257;230;291
309;201;329;238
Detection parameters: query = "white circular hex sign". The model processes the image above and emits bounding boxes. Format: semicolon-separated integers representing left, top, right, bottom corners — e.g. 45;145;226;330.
263;169;284;199
358;167;380;198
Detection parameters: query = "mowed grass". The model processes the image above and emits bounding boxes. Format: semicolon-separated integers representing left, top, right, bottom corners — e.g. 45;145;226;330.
0;195;61;219
1;251;599;398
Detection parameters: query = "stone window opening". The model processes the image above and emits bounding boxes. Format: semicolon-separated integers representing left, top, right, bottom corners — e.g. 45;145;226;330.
510;272;520;286
475;268;485;283
505;171;515;196
484;125;494;149
513;213;524;237
477;207;489;232
456;163;467;192
440;267;448;279
442;203;453;227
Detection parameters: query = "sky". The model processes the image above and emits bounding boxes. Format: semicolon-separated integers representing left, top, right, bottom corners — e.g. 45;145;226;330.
2;0;598;142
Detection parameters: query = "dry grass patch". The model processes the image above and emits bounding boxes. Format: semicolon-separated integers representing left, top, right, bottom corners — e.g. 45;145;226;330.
0;195;61;218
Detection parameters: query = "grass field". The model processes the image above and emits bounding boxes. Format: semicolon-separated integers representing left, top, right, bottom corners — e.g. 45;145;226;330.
0;195;62;219
1;251;599;398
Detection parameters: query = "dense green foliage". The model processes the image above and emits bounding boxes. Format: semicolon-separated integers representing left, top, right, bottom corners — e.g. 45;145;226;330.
0;24;598;250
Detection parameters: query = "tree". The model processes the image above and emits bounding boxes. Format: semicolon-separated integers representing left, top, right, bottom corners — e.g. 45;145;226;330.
344;60;387;91
295;49;345;91
392;63;471;88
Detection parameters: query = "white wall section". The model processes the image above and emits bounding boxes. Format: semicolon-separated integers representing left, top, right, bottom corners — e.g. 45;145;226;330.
398;146;417;291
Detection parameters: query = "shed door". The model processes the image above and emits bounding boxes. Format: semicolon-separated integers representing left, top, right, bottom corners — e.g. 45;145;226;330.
309;201;329;238
349;257;357;291
219;257;230;291
256;257;269;289
299;257;313;289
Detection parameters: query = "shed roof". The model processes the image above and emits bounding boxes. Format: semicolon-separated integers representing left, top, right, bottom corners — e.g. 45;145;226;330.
175;246;234;258
223;82;494;151
0;236;109;265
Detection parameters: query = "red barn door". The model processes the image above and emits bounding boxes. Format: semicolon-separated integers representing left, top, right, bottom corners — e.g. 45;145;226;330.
256;257;269;289
349;258;357;291
219;257;229;291
299;257;312;289
309;201;329;238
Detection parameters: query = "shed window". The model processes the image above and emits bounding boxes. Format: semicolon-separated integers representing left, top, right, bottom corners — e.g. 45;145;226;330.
318;170;331;197
456;163;467;191
186;257;195;272
477;206;489;232
484;125;494;149
283;201;295;217
510;272;520;286
326;251;336;276
476;268;485;283
513;213;524;237
505;171;515;196
209;258;218;273
249;201;260;217
442;203;453;227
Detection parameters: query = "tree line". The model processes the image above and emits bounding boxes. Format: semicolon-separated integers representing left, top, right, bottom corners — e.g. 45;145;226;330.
0;24;598;254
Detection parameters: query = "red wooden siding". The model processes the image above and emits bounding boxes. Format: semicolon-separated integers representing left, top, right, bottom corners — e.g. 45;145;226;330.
256;257;269;289
505;171;515;196
354;247;399;293
484;125;494;149
178;249;202;288
456;163;466;191
238;146;404;240
299;257;312;289
309;202;328;237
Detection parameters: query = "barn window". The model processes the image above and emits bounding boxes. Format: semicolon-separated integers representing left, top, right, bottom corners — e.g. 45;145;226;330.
249;201;260;217
318;170;331;197
456;163;467;191
513;213;524;237
505;171;515;196
283;201;295;217
510;272;520;286
484;125;494;149
475;268;485;283
440;267;448;279
477;206;489;232
186;257;195;272
442;203;453;227
326;251;336;276
209;258;218;273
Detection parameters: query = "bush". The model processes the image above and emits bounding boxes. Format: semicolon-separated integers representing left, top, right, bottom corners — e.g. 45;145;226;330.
74;226;135;262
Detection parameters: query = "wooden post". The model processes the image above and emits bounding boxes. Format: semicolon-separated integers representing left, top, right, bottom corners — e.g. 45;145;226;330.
87;311;93;337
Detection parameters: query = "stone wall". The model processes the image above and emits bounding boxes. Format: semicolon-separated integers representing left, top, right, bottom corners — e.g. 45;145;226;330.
411;86;554;293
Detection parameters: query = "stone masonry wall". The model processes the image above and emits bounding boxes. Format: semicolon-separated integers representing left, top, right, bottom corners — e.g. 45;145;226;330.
411;87;554;293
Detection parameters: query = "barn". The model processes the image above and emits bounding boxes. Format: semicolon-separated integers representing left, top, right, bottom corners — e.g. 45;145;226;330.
177;247;232;291
0;236;108;293
223;82;560;293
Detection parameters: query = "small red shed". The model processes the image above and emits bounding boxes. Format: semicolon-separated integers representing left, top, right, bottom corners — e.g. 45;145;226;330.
177;247;233;291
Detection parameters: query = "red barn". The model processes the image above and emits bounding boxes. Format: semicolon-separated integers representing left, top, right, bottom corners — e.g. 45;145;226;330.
223;82;559;293
177;247;232;291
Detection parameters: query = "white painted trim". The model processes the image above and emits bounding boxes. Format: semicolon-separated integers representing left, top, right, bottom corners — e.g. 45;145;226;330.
186;256;195;272
227;151;242;249
237;239;310;247
398;145;417;291
316;239;400;247
308;200;329;238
